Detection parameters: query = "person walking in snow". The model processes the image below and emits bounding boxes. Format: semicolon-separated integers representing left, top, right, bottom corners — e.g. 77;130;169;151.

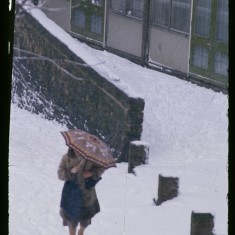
58;147;105;235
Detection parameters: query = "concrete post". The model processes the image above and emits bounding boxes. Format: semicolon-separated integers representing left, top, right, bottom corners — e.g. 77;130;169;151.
128;141;149;173
190;212;214;235
154;174;179;205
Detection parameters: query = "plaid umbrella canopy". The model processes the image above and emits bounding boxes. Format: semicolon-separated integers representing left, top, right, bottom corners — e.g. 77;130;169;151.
61;129;116;169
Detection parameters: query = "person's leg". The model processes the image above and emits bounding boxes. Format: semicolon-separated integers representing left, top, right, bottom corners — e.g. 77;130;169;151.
78;219;91;235
77;226;85;235
69;225;76;235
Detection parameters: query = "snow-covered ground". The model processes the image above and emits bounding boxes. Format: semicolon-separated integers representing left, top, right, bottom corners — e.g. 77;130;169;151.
9;6;228;235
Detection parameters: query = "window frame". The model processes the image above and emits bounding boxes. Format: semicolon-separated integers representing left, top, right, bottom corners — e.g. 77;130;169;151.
150;0;192;35
189;0;228;85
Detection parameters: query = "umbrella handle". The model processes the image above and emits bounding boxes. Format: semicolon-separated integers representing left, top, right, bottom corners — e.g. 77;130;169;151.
77;159;86;175
71;159;86;174
79;159;85;167
76;159;87;189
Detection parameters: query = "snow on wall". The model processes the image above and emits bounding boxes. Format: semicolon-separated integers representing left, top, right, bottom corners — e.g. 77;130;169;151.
13;7;145;161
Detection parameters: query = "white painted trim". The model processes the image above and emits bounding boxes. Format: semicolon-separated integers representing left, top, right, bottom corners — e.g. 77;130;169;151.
69;0;72;32
102;0;107;47
187;0;194;76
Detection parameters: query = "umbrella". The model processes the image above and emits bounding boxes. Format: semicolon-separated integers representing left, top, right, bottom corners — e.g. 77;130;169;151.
61;129;116;169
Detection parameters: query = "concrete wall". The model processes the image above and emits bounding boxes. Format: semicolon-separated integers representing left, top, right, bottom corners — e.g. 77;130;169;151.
13;9;145;161
42;0;70;32
107;13;143;58
148;26;190;73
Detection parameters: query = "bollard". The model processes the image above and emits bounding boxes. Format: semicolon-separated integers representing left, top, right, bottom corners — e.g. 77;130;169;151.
128;141;149;173
154;174;179;205
190;212;214;235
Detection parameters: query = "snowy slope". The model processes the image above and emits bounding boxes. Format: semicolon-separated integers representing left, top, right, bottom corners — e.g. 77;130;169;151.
9;84;228;235
9;6;228;235
9;86;228;235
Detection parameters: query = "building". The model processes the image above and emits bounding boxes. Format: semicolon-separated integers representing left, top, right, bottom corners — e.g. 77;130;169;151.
42;0;228;90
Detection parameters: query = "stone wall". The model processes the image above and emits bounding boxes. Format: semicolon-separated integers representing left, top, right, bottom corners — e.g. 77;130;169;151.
13;8;145;161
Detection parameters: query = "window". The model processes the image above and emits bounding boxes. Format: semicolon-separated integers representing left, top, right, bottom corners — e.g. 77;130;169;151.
91;0;103;6
152;0;170;26
74;9;86;29
90;15;103;34
214;52;228;76
151;0;191;33
171;0;191;32
71;0;104;42
110;0;144;19
128;0;144;18
192;46;209;69
216;0;228;43
110;0;125;12
194;0;211;37
190;0;228;83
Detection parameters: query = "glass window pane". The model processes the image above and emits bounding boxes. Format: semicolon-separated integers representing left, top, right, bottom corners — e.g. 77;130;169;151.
128;0;144;18
216;0;228;43
110;0;125;12
90;15;103;34
74;9;86;28
91;0;103;6
194;0;211;37
171;0;191;33
214;52;228;76
192;46;209;69
152;0;170;26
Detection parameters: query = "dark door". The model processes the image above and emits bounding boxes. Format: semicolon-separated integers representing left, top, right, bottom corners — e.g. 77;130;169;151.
70;0;105;43
190;0;228;85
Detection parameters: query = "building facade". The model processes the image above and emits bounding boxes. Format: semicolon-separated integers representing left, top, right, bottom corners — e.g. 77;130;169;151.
42;0;228;89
